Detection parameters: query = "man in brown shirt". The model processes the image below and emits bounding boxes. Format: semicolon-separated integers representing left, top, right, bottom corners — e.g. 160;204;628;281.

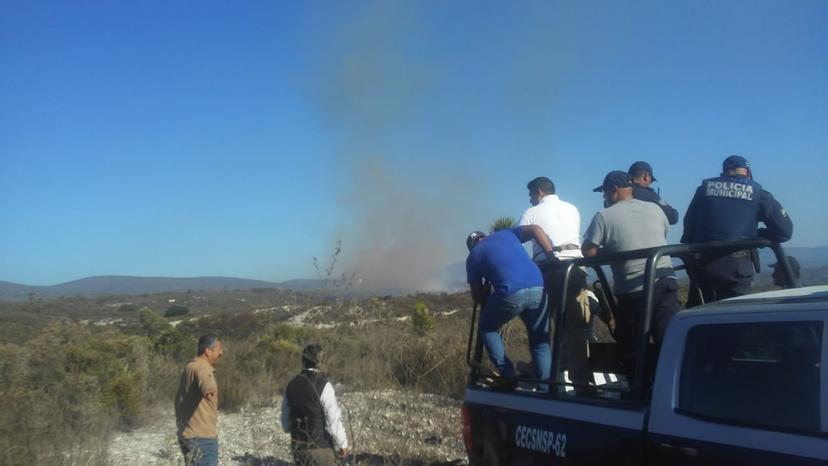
175;335;223;466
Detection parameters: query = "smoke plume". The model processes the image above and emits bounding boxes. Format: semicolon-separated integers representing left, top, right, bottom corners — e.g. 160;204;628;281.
305;1;562;292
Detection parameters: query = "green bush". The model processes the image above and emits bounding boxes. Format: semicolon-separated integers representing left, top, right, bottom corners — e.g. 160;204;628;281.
229;325;319;403
138;307;170;335
107;372;144;427
155;328;195;362
0;323;160;464
164;304;190;317
411;302;435;336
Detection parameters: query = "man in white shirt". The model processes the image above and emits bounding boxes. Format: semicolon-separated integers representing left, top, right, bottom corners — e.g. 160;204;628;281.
281;344;348;466
518;177;582;262
518;177;592;390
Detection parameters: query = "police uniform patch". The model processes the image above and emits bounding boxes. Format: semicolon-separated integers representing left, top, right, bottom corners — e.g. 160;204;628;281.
705;180;754;200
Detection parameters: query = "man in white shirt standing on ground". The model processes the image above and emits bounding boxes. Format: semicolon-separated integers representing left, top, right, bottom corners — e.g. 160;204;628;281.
281;344;348;466
519;176;593;390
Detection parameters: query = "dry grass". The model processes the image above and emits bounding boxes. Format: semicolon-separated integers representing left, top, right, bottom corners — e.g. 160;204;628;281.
0;293;476;465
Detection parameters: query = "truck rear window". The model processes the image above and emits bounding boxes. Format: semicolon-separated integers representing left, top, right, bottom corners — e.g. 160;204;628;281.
678;321;824;435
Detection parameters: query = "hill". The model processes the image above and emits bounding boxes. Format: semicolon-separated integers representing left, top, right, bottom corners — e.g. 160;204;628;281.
3;244;824;302
758;245;828;268
0;275;285;301
0;275;442;302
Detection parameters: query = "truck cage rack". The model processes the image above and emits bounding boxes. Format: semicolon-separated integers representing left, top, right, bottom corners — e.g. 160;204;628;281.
465;238;800;403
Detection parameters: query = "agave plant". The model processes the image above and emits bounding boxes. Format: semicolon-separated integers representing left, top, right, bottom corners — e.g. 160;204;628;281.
489;216;516;233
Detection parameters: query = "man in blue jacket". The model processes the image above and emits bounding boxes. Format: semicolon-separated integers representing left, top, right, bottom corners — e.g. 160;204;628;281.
682;155;793;301
466;225;557;384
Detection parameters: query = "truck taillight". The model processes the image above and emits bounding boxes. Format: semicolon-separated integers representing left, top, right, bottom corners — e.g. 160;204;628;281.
461;403;473;452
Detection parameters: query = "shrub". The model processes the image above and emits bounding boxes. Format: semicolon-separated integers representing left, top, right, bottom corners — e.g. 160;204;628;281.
411;302;435;336
0;323;159;463
164;304;190;317
489;216;516;232
155;328;195;362
138;308;170;335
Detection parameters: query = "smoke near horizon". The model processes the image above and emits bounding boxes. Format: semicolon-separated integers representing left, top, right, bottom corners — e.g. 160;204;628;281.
304;1;563;292
303;3;468;292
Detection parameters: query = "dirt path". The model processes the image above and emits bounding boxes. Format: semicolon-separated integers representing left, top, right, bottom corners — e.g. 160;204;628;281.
108;390;467;465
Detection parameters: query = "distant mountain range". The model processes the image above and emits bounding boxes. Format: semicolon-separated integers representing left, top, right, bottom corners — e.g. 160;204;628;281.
0;276;289;301
758;245;828;268
2;245;825;302
0;275;422;302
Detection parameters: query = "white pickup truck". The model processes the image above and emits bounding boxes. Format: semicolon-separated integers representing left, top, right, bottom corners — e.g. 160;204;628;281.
461;239;827;465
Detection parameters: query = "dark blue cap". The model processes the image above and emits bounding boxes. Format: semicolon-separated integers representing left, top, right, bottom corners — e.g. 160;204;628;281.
466;231;486;251
593;170;632;192
628;161;657;181
723;155;750;171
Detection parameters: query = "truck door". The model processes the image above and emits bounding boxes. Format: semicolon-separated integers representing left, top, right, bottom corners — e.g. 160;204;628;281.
648;317;828;466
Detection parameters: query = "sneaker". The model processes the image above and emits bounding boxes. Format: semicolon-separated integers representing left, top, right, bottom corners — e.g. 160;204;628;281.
490;377;518;391
517;383;549;394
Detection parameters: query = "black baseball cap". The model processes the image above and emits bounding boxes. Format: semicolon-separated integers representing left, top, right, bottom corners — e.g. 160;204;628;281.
593;170;633;192
466;231;486;251
723;155;750;171
628;161;657;181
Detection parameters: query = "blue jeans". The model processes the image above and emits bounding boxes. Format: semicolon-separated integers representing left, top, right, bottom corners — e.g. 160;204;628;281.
479;286;550;381
179;437;219;466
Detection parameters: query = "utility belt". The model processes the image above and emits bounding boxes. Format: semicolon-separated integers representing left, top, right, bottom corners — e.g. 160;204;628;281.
697;249;751;261
555;243;581;253
695;249;760;272
728;250;751;258
533;243;580;260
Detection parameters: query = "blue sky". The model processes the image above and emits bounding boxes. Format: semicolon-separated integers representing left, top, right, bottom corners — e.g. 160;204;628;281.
1;0;826;288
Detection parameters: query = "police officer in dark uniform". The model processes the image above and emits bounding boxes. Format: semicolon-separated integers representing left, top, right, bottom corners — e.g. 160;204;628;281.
682;155;793;302
628;161;679;225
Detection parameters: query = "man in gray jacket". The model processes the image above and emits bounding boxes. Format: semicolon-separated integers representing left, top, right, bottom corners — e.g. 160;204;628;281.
583;171;680;370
